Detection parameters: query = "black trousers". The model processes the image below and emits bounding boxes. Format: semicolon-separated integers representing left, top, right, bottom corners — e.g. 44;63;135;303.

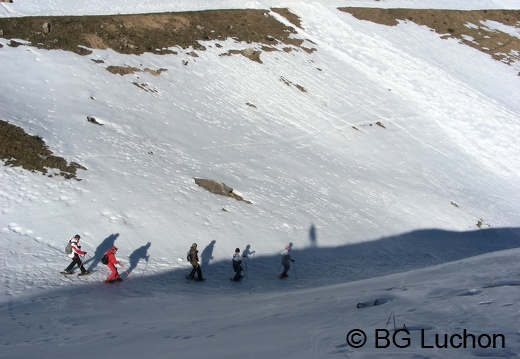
65;255;86;273
189;264;202;279
282;264;290;276
233;265;243;281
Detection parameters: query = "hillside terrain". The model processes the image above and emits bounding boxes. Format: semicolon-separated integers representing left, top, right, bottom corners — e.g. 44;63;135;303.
1;8;519;175
1;2;519;358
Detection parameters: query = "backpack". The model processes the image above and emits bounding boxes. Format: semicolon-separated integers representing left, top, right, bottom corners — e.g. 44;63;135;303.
65;241;72;255
186;251;192;262
101;253;109;265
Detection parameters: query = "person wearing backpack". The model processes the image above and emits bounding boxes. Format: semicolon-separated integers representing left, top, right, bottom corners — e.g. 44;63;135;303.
62;234;90;275
231;248;245;281
186;243;204;281
104;245;124;283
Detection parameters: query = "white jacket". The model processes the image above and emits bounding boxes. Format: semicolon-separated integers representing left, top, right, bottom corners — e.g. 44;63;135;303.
67;238;85;258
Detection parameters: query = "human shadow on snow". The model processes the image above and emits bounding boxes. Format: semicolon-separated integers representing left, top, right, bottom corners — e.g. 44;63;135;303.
85;233;119;272
201;240;216;268
127;241;151;275
309;223;317;247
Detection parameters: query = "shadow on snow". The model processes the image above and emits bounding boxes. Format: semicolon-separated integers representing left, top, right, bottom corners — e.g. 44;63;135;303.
7;227;520;301
86;226;520;294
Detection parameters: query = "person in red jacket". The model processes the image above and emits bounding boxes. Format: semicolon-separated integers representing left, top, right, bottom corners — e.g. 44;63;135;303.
62;234;90;275
104;245;124;283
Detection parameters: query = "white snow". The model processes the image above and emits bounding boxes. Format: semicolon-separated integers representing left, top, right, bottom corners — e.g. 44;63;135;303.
1;1;519;358
481;19;520;39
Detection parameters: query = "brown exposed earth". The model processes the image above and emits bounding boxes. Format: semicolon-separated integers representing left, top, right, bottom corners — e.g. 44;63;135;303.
0;9;307;58
0;8;517;64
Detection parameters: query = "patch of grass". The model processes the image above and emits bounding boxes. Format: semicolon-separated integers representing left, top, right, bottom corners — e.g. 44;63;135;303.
0;9;302;56
0;120;85;179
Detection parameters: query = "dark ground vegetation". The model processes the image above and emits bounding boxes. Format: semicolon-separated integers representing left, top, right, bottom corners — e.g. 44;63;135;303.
0;120;86;179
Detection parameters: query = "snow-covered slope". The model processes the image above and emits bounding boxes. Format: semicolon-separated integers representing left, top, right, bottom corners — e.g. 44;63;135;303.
2;246;519;359
1;1;519;358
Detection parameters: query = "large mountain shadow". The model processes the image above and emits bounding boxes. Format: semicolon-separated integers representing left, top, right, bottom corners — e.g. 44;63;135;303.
10;227;520;300
292;227;520;286
124;226;520;293
3;227;519;359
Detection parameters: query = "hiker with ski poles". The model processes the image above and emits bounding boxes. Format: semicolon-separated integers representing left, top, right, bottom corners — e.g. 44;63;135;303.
103;245;125;283
186;243;205;281
231;248;247;281
279;242;295;279
62;234;90;276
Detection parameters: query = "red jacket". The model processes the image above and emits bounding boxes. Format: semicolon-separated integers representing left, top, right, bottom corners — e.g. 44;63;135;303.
105;250;120;266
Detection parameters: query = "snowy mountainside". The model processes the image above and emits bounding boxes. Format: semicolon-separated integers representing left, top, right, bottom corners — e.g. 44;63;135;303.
1;0;520;358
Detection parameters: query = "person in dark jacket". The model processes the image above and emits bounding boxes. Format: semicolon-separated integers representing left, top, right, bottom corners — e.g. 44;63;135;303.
232;248;245;281
104;245;124;283
187;243;204;281
62;234;90;275
279;242;294;279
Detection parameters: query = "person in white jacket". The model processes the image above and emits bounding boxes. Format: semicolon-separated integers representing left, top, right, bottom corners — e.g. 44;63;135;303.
232;248;245;281
62;235;89;275
279;243;294;279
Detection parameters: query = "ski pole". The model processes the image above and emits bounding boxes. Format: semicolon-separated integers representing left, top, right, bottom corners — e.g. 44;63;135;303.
79;239;96;250
142;259;149;275
79;254;87;269
83;252;93;264
120;262;130;279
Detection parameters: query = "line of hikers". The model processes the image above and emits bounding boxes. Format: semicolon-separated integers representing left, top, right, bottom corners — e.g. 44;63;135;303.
186;242;294;281
63;235;295;282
